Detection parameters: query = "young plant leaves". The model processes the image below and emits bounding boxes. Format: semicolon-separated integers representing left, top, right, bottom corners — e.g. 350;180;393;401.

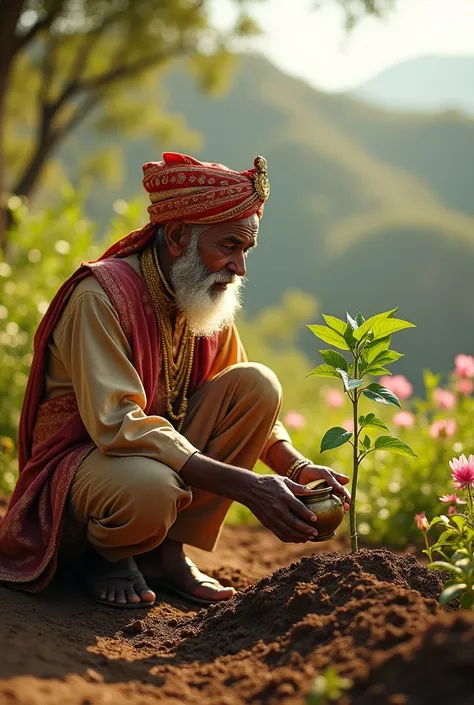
308;364;341;379
320;427;353;453
359;413;389;432
337;368;363;392
307;325;350;351
353;309;398;341
346;312;358;330
362;383;401;408
322;315;347;336
363;336;391;363
374;435;418;457
319;349;348;371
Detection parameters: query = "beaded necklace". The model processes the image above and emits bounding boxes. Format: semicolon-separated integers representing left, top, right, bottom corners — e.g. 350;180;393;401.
140;245;195;431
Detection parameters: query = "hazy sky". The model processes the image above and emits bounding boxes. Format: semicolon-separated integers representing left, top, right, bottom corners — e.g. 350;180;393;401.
211;0;474;92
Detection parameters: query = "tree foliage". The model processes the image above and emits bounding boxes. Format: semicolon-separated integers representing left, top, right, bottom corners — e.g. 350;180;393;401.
0;0;397;250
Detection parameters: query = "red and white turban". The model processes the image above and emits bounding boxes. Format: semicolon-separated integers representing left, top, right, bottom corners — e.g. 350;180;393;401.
142;152;270;224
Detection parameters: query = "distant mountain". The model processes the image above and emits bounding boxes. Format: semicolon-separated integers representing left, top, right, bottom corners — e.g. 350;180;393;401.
352;55;474;115
59;54;474;385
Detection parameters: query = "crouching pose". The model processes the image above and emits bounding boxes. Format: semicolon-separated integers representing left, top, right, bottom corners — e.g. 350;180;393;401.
0;153;350;608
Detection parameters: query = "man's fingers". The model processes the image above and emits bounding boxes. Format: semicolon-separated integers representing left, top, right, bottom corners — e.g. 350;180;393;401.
285;510;319;538
333;472;350;485
321;471;352;504
285;493;318;524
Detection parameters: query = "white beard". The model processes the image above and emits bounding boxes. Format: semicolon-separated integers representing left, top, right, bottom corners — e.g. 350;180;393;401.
169;230;244;337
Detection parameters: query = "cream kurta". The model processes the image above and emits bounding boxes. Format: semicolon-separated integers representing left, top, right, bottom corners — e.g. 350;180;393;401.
44;254;290;475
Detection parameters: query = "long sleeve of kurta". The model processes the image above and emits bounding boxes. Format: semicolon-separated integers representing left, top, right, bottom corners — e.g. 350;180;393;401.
47;280;198;473
45;265;291;472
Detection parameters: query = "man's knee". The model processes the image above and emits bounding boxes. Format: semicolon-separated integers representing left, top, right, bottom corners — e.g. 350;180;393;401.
115;456;190;527
227;362;282;407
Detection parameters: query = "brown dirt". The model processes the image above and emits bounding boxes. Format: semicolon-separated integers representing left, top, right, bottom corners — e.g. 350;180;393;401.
1;525;473;705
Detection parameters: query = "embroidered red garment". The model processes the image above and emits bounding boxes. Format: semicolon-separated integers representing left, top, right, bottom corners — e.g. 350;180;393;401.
0;233;218;591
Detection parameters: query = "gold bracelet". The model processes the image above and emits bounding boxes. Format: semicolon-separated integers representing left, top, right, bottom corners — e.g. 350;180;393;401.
286;457;312;482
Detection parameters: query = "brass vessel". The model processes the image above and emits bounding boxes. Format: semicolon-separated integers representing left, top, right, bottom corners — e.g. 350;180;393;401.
302;479;344;541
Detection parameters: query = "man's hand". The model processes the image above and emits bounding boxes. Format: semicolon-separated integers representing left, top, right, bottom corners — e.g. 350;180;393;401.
240;474;320;543
298;464;351;510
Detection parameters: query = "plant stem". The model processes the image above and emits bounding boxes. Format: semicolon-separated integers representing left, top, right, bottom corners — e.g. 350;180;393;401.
349;355;359;552
467;485;473;525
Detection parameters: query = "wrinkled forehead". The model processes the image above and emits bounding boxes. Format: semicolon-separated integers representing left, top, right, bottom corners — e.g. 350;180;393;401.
204;214;259;240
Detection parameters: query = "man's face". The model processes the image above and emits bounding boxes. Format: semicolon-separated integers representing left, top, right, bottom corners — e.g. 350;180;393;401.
169;215;259;337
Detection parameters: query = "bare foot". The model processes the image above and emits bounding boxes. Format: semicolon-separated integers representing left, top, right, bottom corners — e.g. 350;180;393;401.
137;539;236;603
86;554;156;607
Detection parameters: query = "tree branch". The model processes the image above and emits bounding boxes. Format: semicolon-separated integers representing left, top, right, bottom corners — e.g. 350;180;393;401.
13;1;64;56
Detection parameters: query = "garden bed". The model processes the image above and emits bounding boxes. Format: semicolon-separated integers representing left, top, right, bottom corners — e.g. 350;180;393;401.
0;525;473;704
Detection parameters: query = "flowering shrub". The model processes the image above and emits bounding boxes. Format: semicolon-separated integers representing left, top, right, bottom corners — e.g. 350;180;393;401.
416;454;474;608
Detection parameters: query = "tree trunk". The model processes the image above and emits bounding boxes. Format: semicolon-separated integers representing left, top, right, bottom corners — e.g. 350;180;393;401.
0;1;25;253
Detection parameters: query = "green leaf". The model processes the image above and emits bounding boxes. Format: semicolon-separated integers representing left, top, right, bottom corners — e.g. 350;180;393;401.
307;364;341;379
429;562;464;575
374;350;404;365
346;312;358;330
337;369;363;392
366;366;391;376
374;435;419;457
363;434;371;449
364;336;391;363
320;427;353;453
353;309;399;341
362;383;401;408
429;515;450;527
371;318;416;341
319;349;348;371
461;592;474;609
307;325;350;351
360;415;389;432
355;312;365;327
450;515;466;531
439;583;467;605
322;315;347;335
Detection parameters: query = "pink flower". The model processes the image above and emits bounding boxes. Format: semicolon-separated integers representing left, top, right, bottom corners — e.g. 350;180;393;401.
324;388;345;408
429;419;456;439
393;411;415;429
414;511;429;532
342;418;354;433
380;375;413;400
455;354;474;379
449;454;474;490
284;410;306;430
439;493;466;505
456;378;473;396
448;505;457;516
433;388;456;410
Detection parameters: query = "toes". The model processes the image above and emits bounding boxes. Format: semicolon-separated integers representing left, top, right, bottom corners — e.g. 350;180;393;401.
126;589;141;604
135;576;156;603
139;589;156;604
115;589;127;605
106;589;116;603
197;583;236;601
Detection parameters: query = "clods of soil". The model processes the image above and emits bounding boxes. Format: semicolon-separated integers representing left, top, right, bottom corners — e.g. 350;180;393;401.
1;525;474;704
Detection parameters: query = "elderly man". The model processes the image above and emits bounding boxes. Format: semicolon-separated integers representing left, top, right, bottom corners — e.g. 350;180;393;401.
0;153;350;608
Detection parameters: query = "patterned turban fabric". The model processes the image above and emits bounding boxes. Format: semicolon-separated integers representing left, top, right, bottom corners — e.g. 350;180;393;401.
142;152;270;225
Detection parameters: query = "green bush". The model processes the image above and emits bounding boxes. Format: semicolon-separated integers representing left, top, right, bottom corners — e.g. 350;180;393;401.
0;190;139;493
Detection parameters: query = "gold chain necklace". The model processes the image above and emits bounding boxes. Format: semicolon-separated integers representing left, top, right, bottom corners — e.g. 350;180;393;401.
140;245;195;431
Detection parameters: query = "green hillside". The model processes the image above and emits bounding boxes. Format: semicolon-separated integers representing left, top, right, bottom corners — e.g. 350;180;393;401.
59;54;474;384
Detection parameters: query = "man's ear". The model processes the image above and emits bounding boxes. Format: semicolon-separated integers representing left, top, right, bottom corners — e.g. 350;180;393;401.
164;221;190;257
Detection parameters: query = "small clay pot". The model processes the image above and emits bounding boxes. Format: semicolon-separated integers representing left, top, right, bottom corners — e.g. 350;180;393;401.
302;479;344;542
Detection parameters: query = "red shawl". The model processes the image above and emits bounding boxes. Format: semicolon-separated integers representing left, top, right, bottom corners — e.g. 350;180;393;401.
0;224;219;591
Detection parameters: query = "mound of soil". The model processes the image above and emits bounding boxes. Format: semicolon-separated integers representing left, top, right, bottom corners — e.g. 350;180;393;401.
1;526;473;704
